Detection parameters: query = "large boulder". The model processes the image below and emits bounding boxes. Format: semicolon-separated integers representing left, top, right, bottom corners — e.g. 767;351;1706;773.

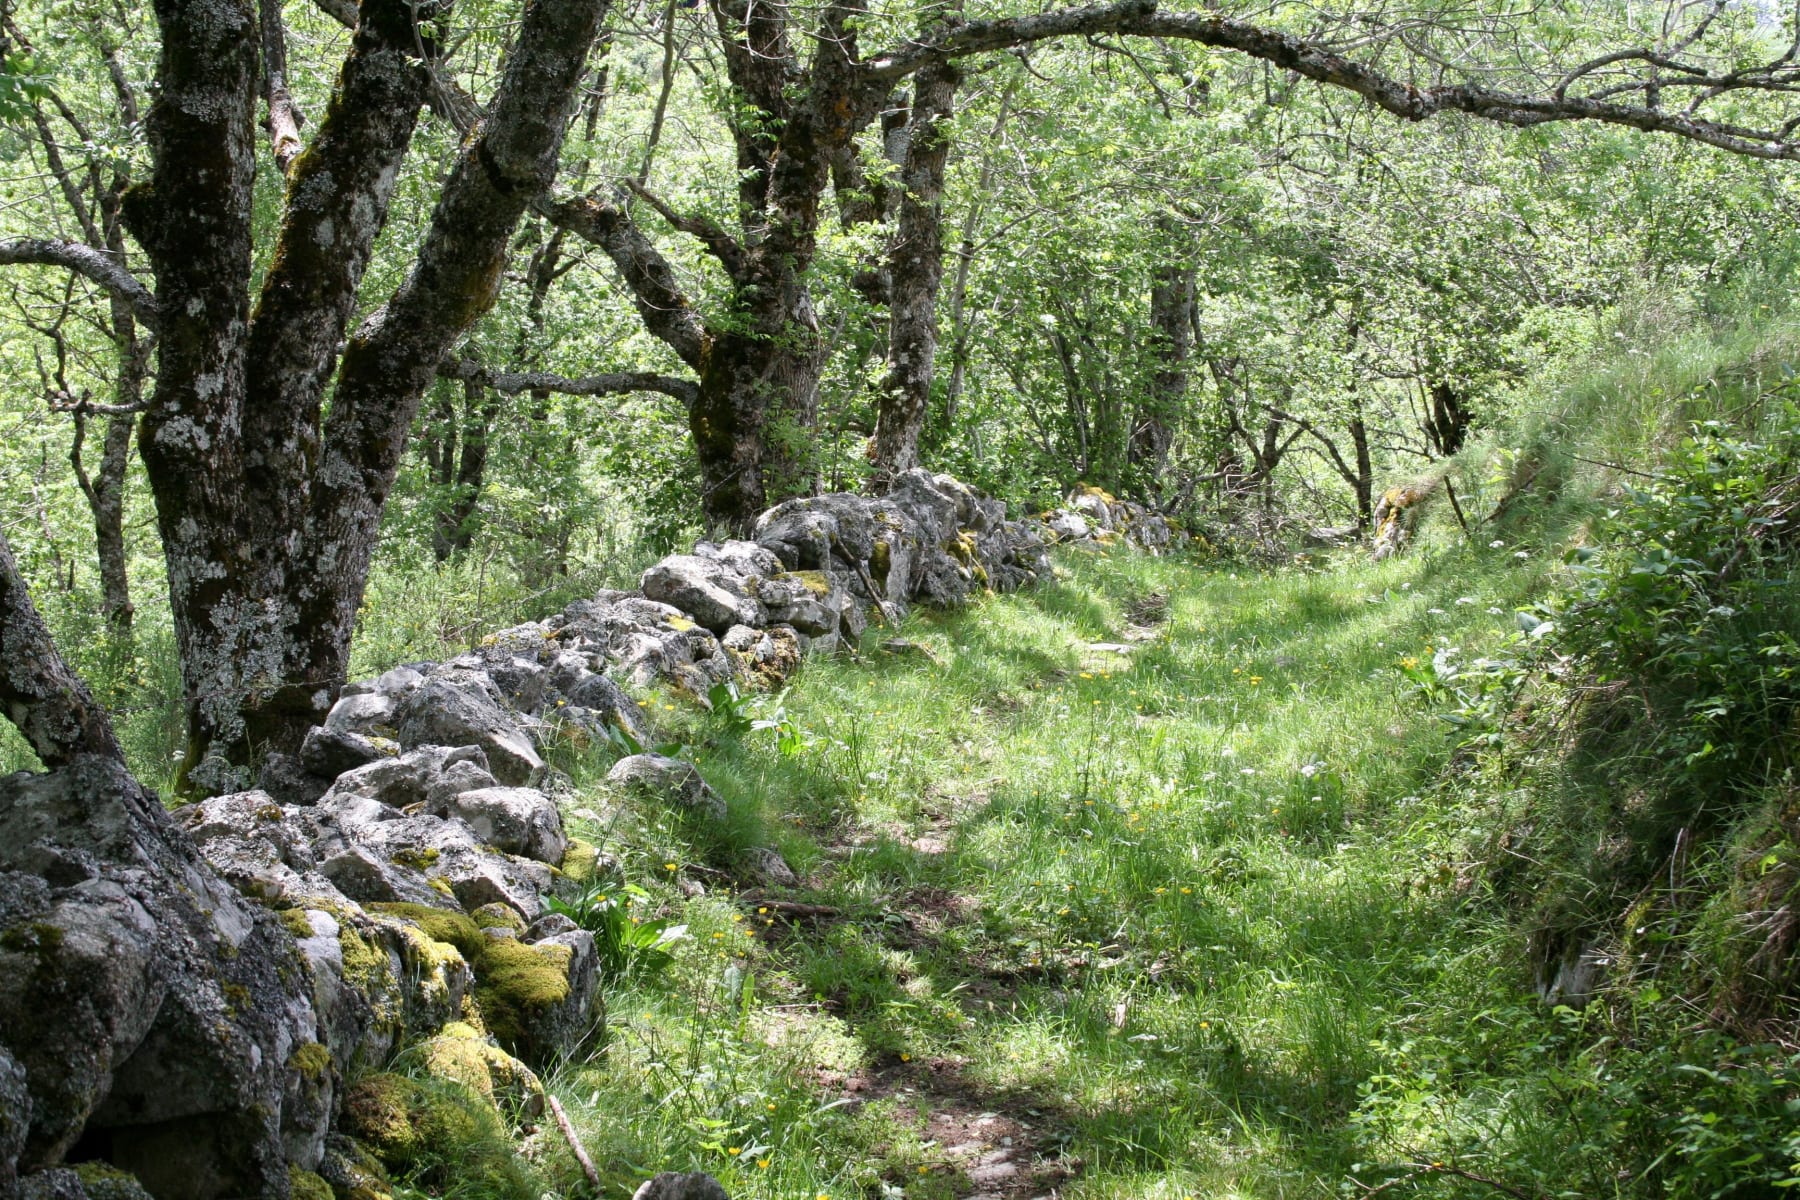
393;677;542;786
0;757;325;1199
640;554;766;633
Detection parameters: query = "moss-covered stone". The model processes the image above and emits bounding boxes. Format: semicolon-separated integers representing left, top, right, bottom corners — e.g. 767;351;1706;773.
287;1165;335;1200
416;1021;544;1112
469;903;526;936
472;938;572;1056
665;615;697;632
340;1072;513;1182
366;903;483;959
74;1162;154;1200
559;838;600;884
340;1074;426;1164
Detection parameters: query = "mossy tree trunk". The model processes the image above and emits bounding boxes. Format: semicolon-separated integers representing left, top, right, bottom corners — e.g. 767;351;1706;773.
92;0;607;790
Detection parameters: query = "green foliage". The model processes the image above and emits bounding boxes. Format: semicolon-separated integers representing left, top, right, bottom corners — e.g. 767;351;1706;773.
545;879;687;982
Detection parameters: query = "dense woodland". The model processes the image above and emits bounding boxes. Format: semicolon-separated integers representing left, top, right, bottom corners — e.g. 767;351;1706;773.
6;0;1800;1196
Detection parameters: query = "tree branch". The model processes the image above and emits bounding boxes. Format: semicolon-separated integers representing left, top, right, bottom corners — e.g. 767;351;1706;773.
0;240;158;327
303;0;609;662
867;0;1800;161
440;355;697;406
0;525;122;768
538;190;709;369
624;180;750;281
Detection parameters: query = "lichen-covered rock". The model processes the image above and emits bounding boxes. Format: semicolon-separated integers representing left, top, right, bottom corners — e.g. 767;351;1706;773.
0;757;325;1198
758;571;841;637
432;787;565;865
640;554;767;633
255;751;333;807
741;846;798;887
1046;510;1090;541
393;677;542;786
632;1172;732;1200
18;1168;94;1200
315;1134;391;1200
300;725;385;779
471;929;600;1065
1;1043;30;1193
325;693;395;737
606;755;727;822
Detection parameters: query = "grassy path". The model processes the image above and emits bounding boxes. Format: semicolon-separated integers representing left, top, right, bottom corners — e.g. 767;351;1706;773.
537;545;1554;1200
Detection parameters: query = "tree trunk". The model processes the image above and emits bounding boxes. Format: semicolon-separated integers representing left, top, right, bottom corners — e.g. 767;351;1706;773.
1424;379;1472;457
871;60;960;485
116;0;607;789
692;310;824;533
1132;256;1193;502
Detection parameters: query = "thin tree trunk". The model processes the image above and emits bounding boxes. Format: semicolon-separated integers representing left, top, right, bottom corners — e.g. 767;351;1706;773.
872;59;960;484
1132;253;1193;501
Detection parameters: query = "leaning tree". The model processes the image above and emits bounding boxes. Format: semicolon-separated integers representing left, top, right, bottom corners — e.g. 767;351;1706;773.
5;0;1800;788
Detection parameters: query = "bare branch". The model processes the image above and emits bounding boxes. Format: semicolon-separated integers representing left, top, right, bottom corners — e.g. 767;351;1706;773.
624;180;749;280
0;239;158;327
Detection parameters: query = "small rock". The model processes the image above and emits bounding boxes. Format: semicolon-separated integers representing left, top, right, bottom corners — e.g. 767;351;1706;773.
632;1172;731;1200
741;846;797;887
394;678;543;786
437;786;566;864
300;725;386;778
605;755;727;823
325;692;395;735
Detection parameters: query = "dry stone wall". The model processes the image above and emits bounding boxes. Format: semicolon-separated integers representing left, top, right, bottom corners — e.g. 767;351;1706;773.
0;472;1177;1200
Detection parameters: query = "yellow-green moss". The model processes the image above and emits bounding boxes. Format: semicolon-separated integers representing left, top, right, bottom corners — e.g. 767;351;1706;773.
470;903;526;935
870;539;892;589
389;846;440;871
341;1074;425;1162
289;1041;332;1081
472;939;572;1054
73;1162;145;1196
559;838;600;884
288;1166;335;1200
790;569;834;596
277;909;315;939
367;903;483;959
665;615;697;632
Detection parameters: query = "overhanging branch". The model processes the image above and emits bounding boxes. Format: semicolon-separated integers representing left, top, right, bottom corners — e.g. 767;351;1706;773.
0;240;159;327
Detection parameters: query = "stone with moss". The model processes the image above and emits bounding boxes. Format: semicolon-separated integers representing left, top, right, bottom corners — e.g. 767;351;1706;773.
72;1162;154;1200
416;1021;545;1115
558;838;601;885
287;1166;335;1200
472;930;599;1066
470;903;526;936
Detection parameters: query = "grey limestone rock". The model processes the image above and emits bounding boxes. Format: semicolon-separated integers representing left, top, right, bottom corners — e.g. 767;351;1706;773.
393;678;543;786
436;787;566;865
606;755;726;823
640;554;767;633
0;757;325;1198
631;1172;731;1200
299;725;385;779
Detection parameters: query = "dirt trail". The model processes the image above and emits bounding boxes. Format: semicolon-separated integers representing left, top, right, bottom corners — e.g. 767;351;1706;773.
813;1058;1079;1200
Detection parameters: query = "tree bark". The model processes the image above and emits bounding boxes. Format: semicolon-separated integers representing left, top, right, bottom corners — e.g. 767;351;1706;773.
114;0;608;788
0;526;122;768
871;60;961;485
1131;253;1193;502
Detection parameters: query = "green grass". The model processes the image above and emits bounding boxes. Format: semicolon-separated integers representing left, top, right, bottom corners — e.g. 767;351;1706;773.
526;542;1616;1199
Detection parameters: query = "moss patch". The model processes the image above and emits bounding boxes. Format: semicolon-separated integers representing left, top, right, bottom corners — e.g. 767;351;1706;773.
559;838;601;884
472;938;572;1057
276;908;315;939
287;1166;335;1200
367;903;483;959
289;1041;332;1080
